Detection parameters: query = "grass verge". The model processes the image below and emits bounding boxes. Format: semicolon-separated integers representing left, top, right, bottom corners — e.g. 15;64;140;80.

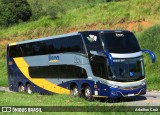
0;91;158;114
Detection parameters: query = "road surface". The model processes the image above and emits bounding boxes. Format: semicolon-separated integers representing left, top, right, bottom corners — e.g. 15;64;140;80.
105;92;160;106
0;87;160;106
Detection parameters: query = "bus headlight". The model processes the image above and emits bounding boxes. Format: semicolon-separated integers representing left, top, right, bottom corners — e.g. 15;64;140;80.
111;85;119;88
108;84;119;88
141;80;146;86
101;80;119;88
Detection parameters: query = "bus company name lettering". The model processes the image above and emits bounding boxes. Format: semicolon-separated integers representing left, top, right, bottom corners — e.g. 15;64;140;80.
48;55;60;62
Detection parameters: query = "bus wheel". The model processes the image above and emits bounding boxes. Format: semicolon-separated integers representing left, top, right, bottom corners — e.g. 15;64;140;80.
71;86;79;97
18;84;25;92
84;86;92;101
26;84;32;94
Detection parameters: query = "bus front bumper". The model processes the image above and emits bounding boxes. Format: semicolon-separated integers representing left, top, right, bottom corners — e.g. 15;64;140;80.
109;85;146;98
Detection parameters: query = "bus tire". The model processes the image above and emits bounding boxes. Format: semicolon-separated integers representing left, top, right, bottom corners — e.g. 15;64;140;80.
84;85;92;101
70;86;79;97
26;84;32;94
18;84;25;92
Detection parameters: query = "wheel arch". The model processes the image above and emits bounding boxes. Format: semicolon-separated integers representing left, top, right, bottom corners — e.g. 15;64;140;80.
25;81;30;87
18;81;24;86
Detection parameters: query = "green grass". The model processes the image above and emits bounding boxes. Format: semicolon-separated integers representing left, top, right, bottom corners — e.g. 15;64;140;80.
0;91;121;114
0;91;158;114
0;92;113;106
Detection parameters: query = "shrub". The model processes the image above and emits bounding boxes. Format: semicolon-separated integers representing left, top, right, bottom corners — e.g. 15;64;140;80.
0;0;32;27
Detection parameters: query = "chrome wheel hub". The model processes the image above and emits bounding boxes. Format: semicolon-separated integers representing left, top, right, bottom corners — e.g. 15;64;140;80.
85;88;91;97
73;88;78;96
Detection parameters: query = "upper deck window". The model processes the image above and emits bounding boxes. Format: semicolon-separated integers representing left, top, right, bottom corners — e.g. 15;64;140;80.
10;35;85;57
9;45;23;58
100;32;140;53
58;35;85;54
82;32;103;52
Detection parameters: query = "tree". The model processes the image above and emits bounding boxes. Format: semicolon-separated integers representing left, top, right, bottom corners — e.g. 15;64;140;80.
0;0;32;27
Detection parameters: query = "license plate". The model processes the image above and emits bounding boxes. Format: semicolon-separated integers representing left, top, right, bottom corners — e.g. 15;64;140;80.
128;93;134;97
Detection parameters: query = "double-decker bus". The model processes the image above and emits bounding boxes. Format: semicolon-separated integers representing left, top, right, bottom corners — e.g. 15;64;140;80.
7;30;156;100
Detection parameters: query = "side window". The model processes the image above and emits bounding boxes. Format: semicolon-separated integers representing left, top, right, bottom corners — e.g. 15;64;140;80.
12;35;86;57
59;65;72;78
14;35;86;57
91;62;108;79
29;66;59;78
24;39;55;56
59;65;87;78
90;57;108;79
74;66;87;78
59;35;85;53
41;40;55;54
82;32;103;52
32;42;44;55
9;45;22;58
52;39;61;54
29;65;87;78
20;43;33;56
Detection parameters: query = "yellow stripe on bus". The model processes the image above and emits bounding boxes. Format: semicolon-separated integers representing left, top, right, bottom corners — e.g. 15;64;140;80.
9;43;16;46
13;57;70;94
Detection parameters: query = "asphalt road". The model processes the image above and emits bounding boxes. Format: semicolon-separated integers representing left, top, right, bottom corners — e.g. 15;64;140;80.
0;87;160;106
106;92;160;106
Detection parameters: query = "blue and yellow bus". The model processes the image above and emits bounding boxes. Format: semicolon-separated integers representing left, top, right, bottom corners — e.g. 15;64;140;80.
7;30;156;100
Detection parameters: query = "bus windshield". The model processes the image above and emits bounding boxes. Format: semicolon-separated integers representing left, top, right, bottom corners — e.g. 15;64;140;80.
100;32;141;53
108;58;145;82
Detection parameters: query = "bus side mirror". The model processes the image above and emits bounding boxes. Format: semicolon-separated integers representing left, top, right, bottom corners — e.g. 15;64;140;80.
141;49;156;63
101;51;113;65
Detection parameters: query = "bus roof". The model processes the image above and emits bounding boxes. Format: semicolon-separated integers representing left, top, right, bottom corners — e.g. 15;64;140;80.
9;30;131;46
79;30;130;33
9;32;80;46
